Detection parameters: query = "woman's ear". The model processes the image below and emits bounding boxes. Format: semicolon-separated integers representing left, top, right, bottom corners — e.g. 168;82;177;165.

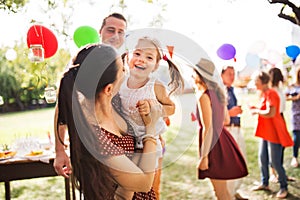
103;84;113;96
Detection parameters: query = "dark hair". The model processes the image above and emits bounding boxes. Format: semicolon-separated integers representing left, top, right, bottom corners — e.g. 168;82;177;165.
100;12;127;32
257;71;270;84
57;44;120;199
268;67;284;87
296;67;300;85
221;65;234;74
193;69;226;105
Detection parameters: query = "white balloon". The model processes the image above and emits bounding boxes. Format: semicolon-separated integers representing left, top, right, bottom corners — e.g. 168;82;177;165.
5;49;17;61
267;50;282;65
248;40;266;54
0;96;4;105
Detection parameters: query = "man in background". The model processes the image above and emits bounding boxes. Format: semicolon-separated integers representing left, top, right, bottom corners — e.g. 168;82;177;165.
221;65;248;200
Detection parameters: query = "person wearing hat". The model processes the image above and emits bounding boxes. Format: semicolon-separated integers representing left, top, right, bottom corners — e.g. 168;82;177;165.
191;58;248;200
221;65;248;200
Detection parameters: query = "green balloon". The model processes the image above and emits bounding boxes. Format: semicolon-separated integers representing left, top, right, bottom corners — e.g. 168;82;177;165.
73;26;100;48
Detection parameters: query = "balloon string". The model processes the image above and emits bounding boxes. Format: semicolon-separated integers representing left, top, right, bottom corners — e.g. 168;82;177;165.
33;25;40;37
39;25;45;49
33;25;45;48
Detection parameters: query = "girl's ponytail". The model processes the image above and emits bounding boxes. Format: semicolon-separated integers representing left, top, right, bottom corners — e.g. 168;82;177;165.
163;55;185;95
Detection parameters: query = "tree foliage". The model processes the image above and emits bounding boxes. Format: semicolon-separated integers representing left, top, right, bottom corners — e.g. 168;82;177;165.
0;43;69;112
268;0;300;26
0;0;28;13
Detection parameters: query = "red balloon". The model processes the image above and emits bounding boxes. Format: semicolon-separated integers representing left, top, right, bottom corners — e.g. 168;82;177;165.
27;25;58;58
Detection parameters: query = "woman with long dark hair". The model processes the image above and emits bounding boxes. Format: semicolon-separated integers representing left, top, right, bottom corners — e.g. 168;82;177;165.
56;44;160;199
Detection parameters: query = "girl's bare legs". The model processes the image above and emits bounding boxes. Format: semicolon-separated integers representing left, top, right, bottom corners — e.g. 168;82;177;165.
210;179;231;200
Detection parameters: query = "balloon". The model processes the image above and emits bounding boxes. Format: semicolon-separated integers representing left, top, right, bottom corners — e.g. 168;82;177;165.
245;53;260;68
248;40;266;54
267;50;282;65
286;45;300;60
73;26;100;48
217;43;236;60
27;25;58;59
5;49;17;61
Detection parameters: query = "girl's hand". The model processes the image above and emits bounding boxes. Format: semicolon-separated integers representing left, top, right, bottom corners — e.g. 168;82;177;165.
137;100;151;126
138;100;161;127
137;100;150;116
198;156;209;170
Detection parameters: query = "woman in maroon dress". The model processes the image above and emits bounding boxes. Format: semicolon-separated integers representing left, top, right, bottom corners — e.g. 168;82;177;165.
191;58;248;200
57;44;159;199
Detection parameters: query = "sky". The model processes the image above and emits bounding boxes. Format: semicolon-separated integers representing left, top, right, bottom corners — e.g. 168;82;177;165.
0;0;299;72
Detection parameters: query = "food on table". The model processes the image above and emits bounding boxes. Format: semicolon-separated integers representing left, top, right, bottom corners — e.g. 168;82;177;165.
0;151;17;159
25;150;43;156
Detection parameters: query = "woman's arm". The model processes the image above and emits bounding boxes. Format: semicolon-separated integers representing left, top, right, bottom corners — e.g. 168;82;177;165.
106;100;160;192
199;93;212;139
251;105;276;118
197;93;213;170
286;93;300;101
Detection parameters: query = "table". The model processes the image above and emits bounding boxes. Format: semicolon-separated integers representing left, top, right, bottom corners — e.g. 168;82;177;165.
0;157;75;200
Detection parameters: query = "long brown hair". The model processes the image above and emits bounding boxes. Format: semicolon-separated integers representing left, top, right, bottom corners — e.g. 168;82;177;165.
57;45;120;199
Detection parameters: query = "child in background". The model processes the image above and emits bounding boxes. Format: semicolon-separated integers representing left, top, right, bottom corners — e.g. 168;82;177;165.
119;36;184;199
286;67;300;168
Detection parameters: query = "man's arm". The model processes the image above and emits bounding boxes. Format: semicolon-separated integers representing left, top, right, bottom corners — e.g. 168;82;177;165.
53;105;72;178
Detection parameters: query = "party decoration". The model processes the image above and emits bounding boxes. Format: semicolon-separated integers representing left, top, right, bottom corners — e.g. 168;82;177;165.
5;49;17;61
164;117;170;126
267;50;282;65
73;26;100;48
27;25;58;59
28;44;44;62
286;45;300;60
44;87;56;103
0;96;4;106
245;53;260;68
248;40;266;54
217;43;236;60
166;45;174;58
191;112;197;122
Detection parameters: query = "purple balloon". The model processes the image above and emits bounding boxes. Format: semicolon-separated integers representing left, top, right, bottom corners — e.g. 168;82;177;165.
217;43;236;60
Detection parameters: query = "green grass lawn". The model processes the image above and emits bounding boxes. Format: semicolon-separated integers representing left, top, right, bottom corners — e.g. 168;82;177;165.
0;92;299;199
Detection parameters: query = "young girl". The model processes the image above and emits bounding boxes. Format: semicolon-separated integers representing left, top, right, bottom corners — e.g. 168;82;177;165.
118;36;184;199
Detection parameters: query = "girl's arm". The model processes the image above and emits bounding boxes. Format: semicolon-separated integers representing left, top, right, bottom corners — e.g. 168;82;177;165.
154;81;175;116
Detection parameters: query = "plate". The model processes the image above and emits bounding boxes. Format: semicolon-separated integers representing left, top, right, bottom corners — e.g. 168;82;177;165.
24;154;49;159
24;151;51;160
0;156;14;161
0;151;17;161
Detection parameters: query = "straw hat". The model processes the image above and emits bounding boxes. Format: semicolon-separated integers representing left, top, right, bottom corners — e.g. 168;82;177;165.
194;58;216;82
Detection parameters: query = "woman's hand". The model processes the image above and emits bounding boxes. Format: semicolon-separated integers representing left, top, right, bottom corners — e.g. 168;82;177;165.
198;156;209;170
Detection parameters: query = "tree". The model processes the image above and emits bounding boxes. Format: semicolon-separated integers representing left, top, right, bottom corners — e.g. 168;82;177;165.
0;0;28;13
268;0;300;25
0;43;69;112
